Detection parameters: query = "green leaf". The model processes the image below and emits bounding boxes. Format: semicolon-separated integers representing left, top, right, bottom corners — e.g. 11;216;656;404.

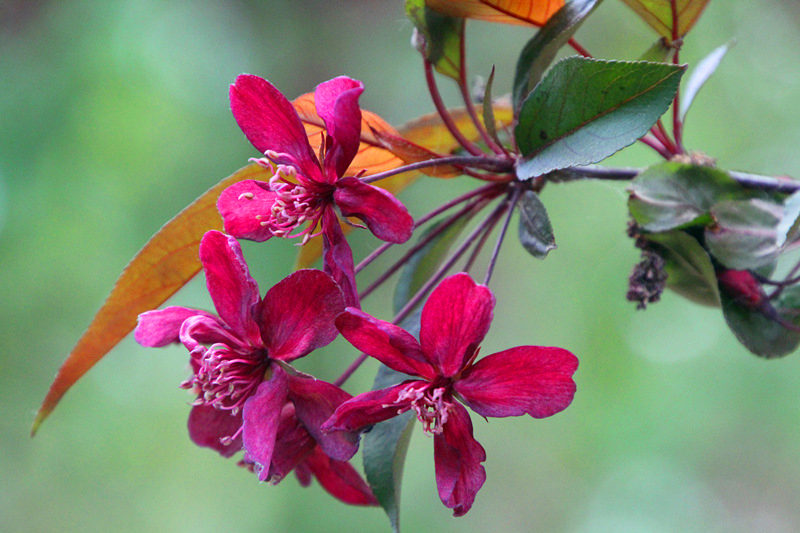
646;230;719;306
406;0;463;80
720;290;800;358
362;312;421;533
680;42;732;121
628;162;745;232
705;199;785;270
620;0;711;40
515;58;685;179
778;190;800;246
512;0;602;110
517;190;556;258
639;38;674;63
482;66;501;148
362;365;416;533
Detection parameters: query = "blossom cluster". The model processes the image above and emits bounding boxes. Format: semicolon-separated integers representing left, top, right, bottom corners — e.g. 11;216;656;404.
135;74;578;516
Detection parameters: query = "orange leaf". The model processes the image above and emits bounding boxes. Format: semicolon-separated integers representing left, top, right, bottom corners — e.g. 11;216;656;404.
32;163;271;435
620;0;710;40
426;0;564;26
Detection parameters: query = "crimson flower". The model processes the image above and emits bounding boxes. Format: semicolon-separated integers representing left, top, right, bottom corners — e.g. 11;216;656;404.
323;273;578;516
135;230;372;504
218;74;414;306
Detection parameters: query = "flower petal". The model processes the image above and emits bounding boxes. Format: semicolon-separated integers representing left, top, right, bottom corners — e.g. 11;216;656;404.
334;177;414;243
322;382;422;432
178;314;246;354
199;230;262;346
288;374;359;462
304;446;377;506
217;180;277;242
455;346;578;418
321;207;359;308
314;76;364;178
241;365;289;482
187;404;243;458
230;74;321;180
135;306;208;347
260;269;344;362
336;308;436;380
267;403;316;482
420;273;495;377
433;402;487;517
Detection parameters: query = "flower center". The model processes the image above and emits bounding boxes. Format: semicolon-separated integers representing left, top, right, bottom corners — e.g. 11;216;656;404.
395;384;453;435
182;343;268;416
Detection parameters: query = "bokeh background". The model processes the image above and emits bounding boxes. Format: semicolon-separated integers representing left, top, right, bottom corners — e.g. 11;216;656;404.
4;1;800;531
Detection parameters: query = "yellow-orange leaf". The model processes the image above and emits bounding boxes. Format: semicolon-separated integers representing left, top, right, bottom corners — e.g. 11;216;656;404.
426;0;564;26
32;163;271;435
620;0;710;40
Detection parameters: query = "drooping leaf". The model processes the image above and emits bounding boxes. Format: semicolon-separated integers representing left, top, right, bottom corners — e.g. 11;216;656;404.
362;311;421;533
680;42;732;121
394;217;469;312
620;0;711;40
628;162;745;232
515;57;685;179
426;0;564;26
517;190;556;258
406;0;464;80
32;163;271;434
705;199;785;270
720;288;800;359
645;230;719;306
512;0;602;109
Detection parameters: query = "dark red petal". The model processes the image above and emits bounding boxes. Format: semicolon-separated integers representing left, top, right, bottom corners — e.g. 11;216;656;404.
322;382;421;432
287;374;359;462
321;208;359;308
217;180;276;242
135;306;207;347
241;365;289;482
455;346;578;419
178;314;246;354
314;76;364;178
433;402;487;517
199;231;262;346
260;269;344;362
420;273;495;378
267;403;315;482
230;74;321;180
304;447;377;506
334;178;414;244
187;404;243;458
336;308;436;380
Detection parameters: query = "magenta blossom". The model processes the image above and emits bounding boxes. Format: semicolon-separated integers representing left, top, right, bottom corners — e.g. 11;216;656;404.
134;230;366;502
323;273;578;516
218;74;414;306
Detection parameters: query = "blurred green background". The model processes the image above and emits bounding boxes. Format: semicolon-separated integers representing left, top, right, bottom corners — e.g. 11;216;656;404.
4;1;800;531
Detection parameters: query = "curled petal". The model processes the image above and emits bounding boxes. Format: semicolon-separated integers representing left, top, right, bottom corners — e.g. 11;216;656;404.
199;231;262;346
304;446;377;506
420;273;495;377
433;402;487;517
241;365;289;482
217;180;277;242
135;306;208;347
230;74;321;180
336;308;436;380
187;404;243;458
322;382;422;432
260;269;344;361
321;208;359;308
287;374;359;462
178;314;246;354
455;346;578;418
314;76;364;178
334;177;414;244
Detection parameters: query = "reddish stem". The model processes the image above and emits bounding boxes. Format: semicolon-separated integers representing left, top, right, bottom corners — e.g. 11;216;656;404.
483;185;521;286
424;60;484;157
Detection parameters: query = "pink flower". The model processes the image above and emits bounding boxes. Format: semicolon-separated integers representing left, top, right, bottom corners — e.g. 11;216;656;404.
218;74;414;306
134;230;370;503
323;273;578;516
